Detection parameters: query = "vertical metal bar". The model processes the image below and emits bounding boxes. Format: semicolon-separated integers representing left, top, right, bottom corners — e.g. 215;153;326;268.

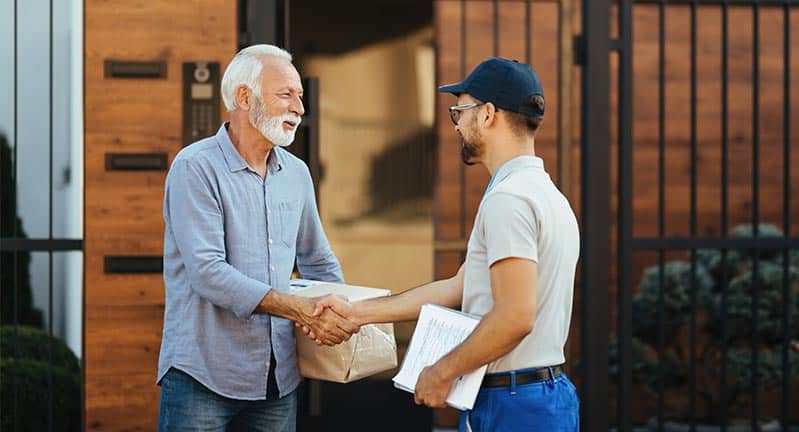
780;1;791;429
525;0;532;64
557;0;575;368
750;1;760;430
12;0;20;430
48;252;54;430
303;78;321;199
580;0;610;431
558;0;574;199
237;0;246;48
460;0;466;239
657;1;666;430
493;0;499;56
689;1;698;431
304;75;322;418
48;0;55;429
720;2;730;431
617;0;633;431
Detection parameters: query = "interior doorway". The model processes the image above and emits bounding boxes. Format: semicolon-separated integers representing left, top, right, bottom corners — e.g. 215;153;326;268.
288;1;436;430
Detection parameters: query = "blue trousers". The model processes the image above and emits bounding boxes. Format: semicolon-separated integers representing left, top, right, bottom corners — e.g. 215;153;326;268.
459;369;580;432
158;368;297;432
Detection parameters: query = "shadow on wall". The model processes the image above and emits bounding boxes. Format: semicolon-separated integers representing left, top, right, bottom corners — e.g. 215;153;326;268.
334;127;435;226
368;127;435;221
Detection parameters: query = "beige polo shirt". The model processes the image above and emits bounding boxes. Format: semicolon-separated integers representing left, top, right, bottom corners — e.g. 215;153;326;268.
462;155;580;373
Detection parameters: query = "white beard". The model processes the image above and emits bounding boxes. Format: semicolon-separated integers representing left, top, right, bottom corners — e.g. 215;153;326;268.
249;97;302;148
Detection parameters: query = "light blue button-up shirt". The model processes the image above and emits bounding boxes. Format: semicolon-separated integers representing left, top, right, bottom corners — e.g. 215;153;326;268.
157;123;343;400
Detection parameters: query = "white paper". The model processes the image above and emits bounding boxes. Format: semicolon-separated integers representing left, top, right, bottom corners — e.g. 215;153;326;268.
392;304;487;410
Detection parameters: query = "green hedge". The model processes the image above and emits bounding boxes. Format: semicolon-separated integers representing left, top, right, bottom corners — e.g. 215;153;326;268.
1;133;42;327
615;223;799;416
0;325;81;431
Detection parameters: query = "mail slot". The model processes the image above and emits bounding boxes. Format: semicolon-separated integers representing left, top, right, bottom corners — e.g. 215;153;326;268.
104;256;163;274
104;60;167;79
105;153;168;171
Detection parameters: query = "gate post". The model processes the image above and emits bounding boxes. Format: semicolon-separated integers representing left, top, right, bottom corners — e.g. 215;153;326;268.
579;0;611;431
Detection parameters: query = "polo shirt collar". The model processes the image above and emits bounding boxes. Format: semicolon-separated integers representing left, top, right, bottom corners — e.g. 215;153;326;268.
492;155;544;184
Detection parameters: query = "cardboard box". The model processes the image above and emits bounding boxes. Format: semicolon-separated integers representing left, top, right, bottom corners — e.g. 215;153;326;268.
290;279;398;383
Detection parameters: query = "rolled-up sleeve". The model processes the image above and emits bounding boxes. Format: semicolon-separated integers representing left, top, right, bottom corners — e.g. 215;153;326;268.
165;158;271;318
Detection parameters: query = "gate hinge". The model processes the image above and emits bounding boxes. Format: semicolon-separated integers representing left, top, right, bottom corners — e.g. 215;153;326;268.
573;35;625;66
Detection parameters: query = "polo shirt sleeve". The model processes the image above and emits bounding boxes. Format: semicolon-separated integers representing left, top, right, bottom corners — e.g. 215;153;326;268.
481;192;540;267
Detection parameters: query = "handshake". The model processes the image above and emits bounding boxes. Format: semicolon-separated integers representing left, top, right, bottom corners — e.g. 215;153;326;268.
293;295;361;346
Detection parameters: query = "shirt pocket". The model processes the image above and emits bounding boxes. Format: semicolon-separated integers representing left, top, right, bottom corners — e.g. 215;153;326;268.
277;199;301;247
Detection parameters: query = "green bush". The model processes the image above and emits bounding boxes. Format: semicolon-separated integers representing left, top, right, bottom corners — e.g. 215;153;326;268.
1;132;42;327
704;262;799;344
632;261;714;347
616;224;799;419
0;325;81;432
0;326;80;373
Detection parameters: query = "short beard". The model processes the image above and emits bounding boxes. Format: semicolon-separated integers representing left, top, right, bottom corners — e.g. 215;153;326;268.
249;95;301;148
461;141;480;166
460;120;482;166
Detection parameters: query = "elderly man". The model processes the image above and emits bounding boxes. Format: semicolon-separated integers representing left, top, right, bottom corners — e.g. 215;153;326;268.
156;44;358;432
313;58;581;431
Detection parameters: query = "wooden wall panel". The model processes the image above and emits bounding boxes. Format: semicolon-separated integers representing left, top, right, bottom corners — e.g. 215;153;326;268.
628;5;799;242
84;1;236;430
462;1;496;235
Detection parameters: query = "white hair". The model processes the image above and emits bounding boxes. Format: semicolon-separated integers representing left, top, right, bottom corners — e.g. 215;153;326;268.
221;44;293;112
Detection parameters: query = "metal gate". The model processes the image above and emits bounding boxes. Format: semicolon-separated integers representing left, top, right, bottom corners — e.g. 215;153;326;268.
581;0;798;431
1;0;84;430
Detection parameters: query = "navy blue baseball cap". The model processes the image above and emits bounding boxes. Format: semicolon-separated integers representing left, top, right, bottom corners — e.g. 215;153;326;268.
438;57;544;116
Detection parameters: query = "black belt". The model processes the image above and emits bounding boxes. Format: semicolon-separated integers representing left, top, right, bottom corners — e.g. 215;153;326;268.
481;365;563;388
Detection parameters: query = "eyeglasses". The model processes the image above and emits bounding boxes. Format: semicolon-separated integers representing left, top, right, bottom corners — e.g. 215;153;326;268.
448;102;486;125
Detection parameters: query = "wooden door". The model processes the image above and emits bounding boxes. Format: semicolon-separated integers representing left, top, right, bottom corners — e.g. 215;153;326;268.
83;2;236;429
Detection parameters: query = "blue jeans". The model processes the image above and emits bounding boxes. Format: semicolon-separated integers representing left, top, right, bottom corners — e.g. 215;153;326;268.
158;368;297;432
459;369;580;432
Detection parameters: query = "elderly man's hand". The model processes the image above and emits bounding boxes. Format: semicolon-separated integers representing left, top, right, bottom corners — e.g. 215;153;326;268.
294;295;360;346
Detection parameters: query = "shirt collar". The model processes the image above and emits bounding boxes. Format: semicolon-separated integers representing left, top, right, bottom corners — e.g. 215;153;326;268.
491;155;544;185
268;148;284;174
216;123;283;174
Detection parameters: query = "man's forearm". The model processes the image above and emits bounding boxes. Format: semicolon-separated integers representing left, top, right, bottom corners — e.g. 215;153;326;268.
260;290;360;346
434;306;533;382
433;257;538;380
353;274;463;325
255;289;309;321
